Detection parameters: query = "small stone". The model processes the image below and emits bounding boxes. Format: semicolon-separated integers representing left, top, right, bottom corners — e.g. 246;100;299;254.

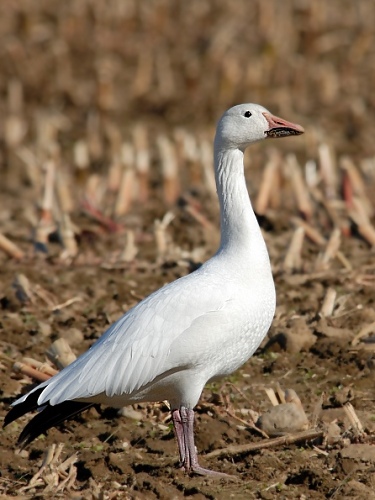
15;449;29;458
256;402;309;436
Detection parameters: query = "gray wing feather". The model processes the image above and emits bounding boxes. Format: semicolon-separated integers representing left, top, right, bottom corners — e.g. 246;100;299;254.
27;272;231;406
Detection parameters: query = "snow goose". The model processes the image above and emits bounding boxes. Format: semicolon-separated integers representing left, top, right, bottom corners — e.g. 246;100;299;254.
4;104;304;476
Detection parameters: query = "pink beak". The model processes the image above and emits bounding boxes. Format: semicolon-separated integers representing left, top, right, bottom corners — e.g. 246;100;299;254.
263;112;304;138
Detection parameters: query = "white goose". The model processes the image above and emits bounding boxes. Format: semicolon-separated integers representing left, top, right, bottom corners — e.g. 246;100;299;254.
5;104;304;476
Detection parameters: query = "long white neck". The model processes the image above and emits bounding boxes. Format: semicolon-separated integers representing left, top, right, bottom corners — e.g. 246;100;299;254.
214;143;271;270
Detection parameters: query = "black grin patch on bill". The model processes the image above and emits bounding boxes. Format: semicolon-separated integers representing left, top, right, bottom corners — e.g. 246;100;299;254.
266;127;304;138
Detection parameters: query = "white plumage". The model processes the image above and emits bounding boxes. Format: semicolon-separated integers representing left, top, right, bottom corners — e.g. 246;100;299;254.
5;103;304;476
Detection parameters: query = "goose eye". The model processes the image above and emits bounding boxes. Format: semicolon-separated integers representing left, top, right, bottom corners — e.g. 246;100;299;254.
244;111;252;118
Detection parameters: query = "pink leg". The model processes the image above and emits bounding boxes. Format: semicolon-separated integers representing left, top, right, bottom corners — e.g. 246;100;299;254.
172;408;186;466
171;406;231;477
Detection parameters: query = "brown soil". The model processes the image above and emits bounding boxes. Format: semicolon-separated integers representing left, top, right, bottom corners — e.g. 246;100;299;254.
1;1;375;498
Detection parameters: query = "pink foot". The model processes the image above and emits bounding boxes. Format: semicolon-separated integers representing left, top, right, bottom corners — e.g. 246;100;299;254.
172;406;235;479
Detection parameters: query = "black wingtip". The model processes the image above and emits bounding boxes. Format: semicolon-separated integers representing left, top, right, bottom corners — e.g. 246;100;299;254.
4;389;94;448
3;388;44;429
17;400;94;448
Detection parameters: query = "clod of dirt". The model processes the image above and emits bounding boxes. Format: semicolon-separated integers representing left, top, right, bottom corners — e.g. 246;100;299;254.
327;387;355;407
266;317;316;353
256;389;309;437
339;443;375;474
1;312;25;335
118;406;144;421
37;321;52;337
324;421;342;445
107;452;128;475
313;317;354;342
341;480;375;499
59;327;84;346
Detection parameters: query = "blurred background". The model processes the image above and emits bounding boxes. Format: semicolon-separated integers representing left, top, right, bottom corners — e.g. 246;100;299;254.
1;0;374;148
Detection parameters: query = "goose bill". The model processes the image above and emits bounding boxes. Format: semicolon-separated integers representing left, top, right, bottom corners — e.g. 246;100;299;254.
263;112;304;138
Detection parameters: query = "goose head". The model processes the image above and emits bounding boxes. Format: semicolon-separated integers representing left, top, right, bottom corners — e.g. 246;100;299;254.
215;103;304;151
